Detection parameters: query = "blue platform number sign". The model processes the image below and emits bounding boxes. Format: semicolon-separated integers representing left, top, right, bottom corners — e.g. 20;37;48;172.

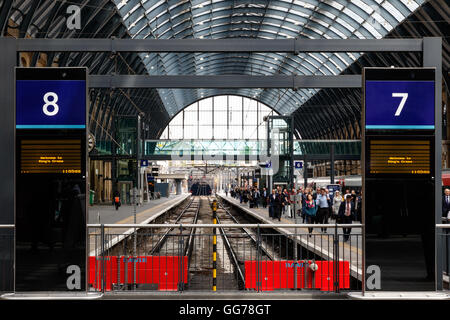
140;159;149;167
16;80;86;129
365;80;434;130
294;161;303;169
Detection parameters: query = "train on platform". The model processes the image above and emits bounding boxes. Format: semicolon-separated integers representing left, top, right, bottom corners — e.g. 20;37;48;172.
305;175;362;193
190;181;212;196
308;171;450;192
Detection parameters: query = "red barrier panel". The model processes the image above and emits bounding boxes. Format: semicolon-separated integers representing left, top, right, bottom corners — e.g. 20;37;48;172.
245;260;350;291
88;256;188;291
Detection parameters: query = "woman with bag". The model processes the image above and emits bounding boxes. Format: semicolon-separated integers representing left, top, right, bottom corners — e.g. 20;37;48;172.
303;193;318;236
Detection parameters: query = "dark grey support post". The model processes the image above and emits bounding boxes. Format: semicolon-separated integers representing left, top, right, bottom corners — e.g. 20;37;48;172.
423;37;443;290
330;144;335;184
303;159;308;189
0;38;16;292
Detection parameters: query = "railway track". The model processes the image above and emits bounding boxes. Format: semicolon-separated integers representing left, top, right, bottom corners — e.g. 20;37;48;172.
208;196;279;290
97;195;288;291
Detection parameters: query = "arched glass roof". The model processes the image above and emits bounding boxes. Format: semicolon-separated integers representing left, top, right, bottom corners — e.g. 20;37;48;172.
113;0;425;116
159;94;278;140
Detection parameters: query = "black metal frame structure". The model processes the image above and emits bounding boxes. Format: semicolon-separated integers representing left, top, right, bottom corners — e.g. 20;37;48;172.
0;36;442;293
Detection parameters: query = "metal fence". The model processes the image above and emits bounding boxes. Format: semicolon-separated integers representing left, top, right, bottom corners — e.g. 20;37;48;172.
87;223;362;293
437;223;450;290
0;225;14;292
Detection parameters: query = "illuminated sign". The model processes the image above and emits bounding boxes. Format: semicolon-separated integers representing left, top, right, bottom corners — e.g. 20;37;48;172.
16;73;86;129
20;139;82;174
367;139;431;176
365;81;434;130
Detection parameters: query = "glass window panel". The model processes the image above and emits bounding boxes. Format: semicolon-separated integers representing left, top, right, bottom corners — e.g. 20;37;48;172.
243;109;257;125
243;97;258;111
214;125;227;139
199;97;213;111
170;113;183;126
229;96;242;112
229;125;242;139
199;110;212;125
229;96;242;127
214;96;228;111
258;125;267;140
184;125;197;139
244;125;258;140
160;128;168;139
168;125;183;139
184;110;198;125
159;95;278;141
198;125;212;139
214;110;227;126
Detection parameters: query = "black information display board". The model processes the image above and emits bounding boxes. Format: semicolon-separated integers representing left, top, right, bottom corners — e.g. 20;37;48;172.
15;68;87;291
363;68;436;291
366;136;434;177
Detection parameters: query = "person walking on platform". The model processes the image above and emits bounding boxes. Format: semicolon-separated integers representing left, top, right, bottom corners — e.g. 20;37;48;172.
113;190;121;211
281;188;289;217
261;188;268;209
301;188;308;223
443;188;450;220
354;191;362;222
332;191;343;222
269;189;277;219
338;195;355;242
275;190;283;221
252;188;260;208
344;189;351;200
292;188;302;221
303;194;318;236
316;188;331;233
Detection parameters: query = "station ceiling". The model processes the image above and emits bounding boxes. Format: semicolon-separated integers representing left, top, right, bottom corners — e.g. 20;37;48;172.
1;0;448;140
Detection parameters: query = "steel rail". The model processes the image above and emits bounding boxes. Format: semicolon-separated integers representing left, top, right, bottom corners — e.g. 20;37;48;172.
217;199;275;261
207;197;246;289
149;196;198;255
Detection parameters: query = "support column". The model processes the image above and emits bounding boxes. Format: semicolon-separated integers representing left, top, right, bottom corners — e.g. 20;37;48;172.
330;144;335;184
423;37;443;290
303;159;308;188
175;179;182;195
0;38;16;292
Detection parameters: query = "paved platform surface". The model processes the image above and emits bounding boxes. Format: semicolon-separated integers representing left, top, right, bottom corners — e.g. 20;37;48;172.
88;194;184;224
88;194;190;255
217;193;363;281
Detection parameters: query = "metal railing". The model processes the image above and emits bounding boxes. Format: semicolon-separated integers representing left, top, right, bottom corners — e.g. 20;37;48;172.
87;223;362;293
0;225;14;292
437;223;450;290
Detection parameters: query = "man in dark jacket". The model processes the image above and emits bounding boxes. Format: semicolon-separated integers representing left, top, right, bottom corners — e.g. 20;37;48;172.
269;189;277;219
261;188;268;208
338;196;355;242
443;188;450;219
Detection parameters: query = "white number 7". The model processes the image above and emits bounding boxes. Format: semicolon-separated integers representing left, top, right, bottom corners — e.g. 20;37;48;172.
392;92;408;116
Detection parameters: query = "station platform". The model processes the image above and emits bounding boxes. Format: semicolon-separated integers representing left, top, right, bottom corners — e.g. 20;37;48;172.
88;193;190;255
216;193;363;281
88;194;187;225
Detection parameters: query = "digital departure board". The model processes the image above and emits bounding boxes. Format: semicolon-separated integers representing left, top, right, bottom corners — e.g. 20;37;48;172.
368;139;431;175
20;139;82;174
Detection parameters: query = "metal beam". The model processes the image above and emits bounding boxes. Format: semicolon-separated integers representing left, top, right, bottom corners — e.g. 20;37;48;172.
89;74;362;88
15;38;423;53
133;154;361;161
423;37;443;291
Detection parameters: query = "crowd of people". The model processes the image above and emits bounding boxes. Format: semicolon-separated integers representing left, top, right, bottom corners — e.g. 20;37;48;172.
226;185;362;241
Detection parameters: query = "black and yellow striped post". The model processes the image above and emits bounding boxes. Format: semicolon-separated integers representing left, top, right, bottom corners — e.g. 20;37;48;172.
212;199;218;291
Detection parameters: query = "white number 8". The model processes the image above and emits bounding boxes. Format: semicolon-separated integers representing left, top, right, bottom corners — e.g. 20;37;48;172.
43;92;59;116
